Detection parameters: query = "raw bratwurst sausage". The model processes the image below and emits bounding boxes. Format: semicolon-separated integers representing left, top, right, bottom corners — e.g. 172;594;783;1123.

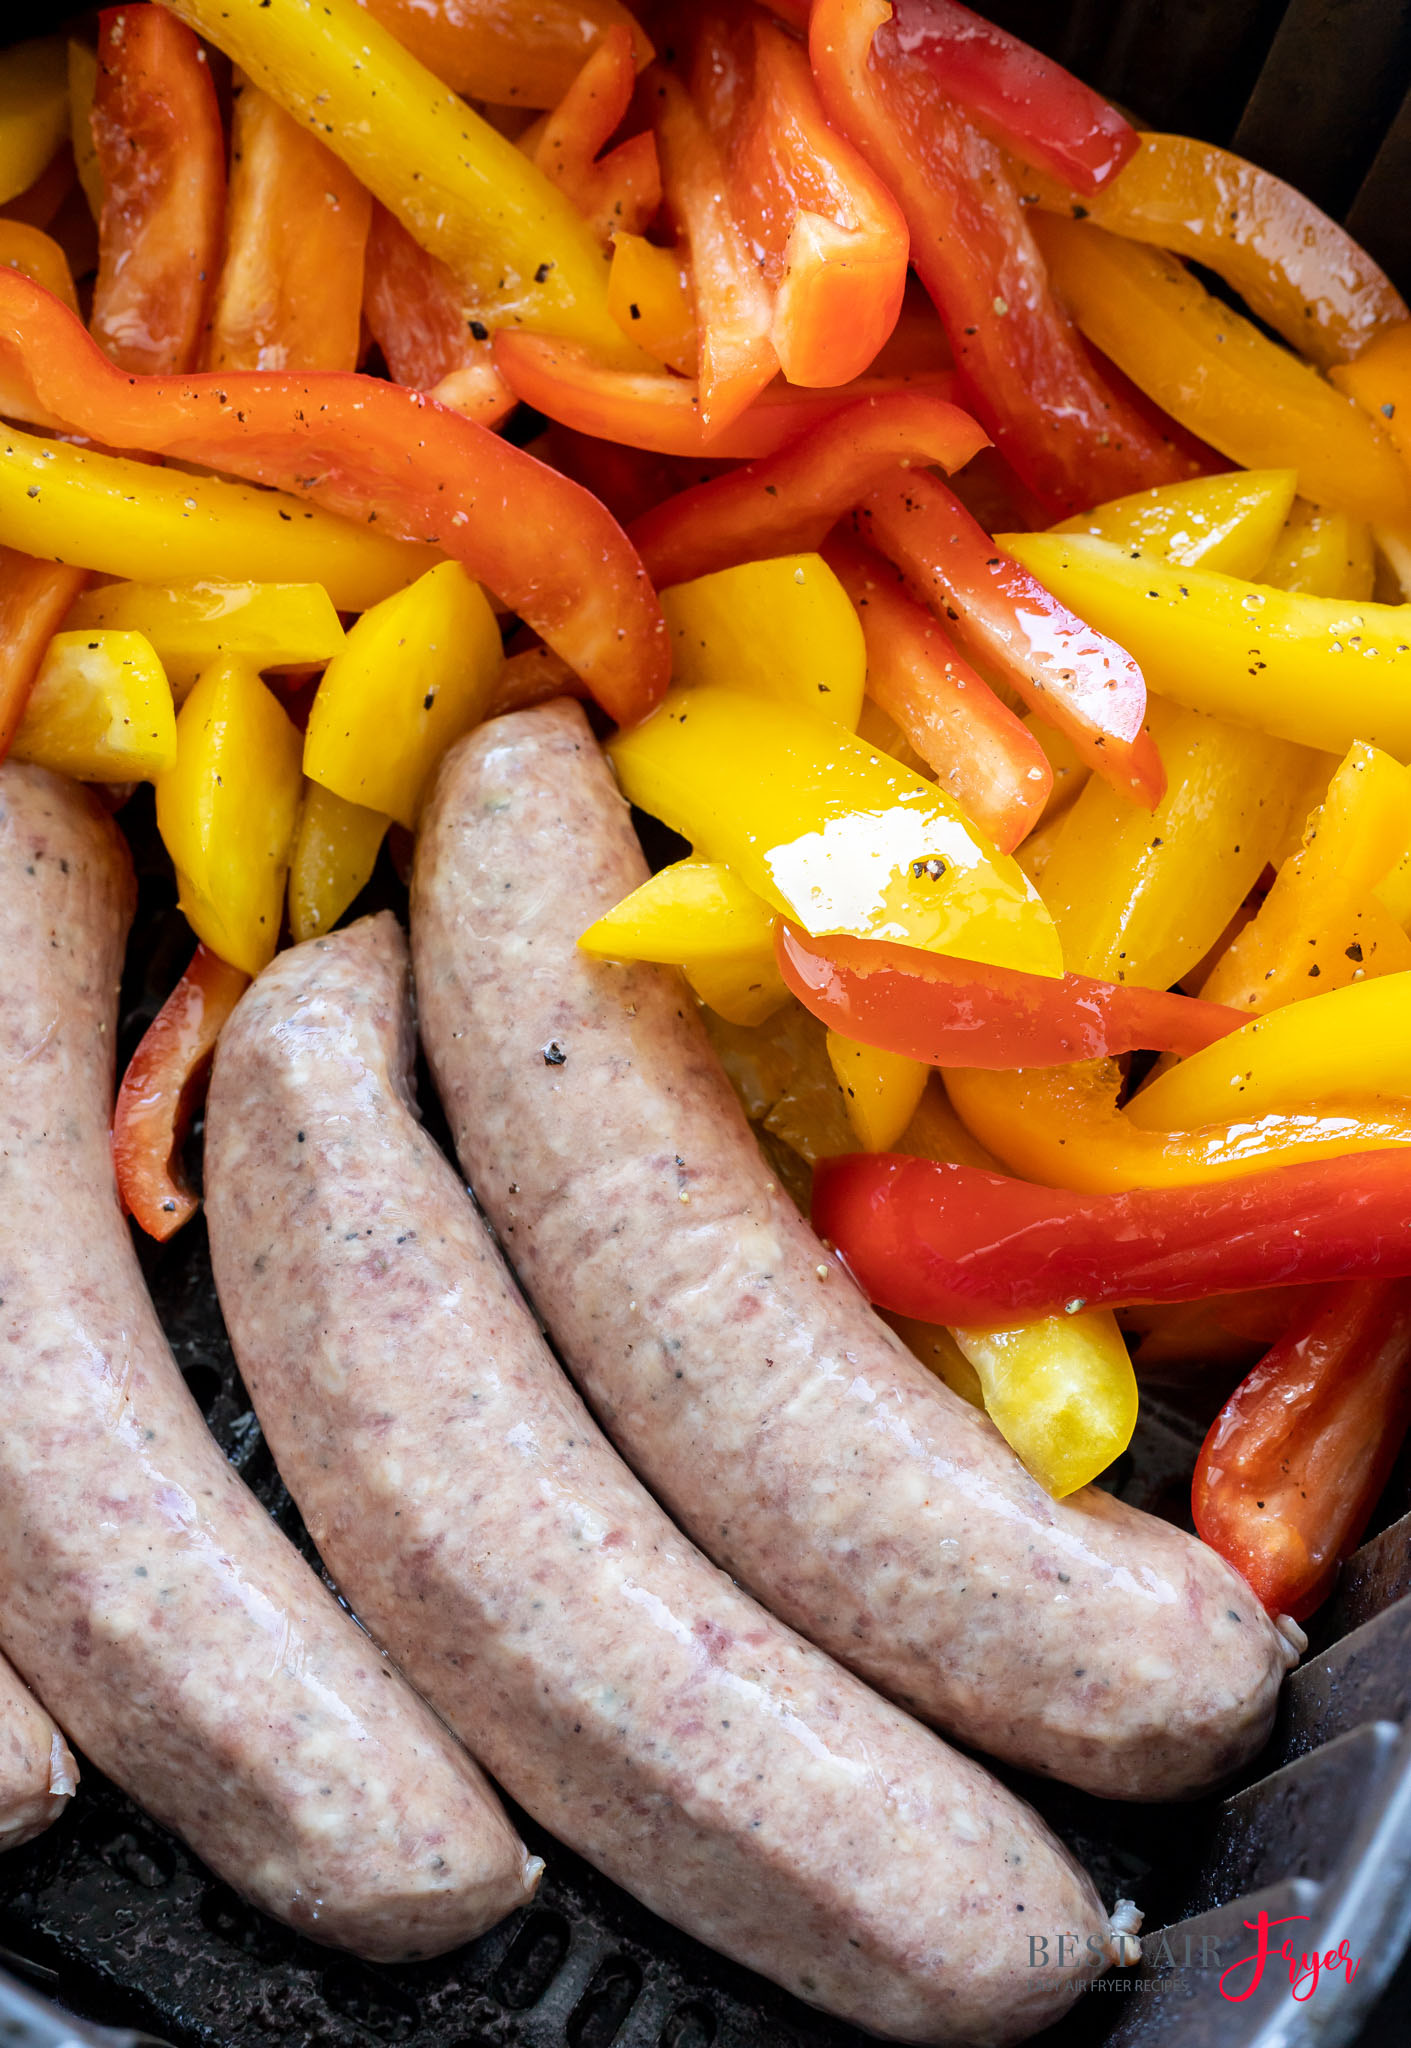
411;701;1295;1802
0;1649;76;1852
0;762;536;1957
205;912;1116;2048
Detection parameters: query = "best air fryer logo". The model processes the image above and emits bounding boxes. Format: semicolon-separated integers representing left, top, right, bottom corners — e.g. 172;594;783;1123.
1028;1910;1362;2005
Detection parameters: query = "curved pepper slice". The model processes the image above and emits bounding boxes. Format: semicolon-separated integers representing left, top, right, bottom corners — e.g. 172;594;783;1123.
776;922;1243;1068
0;220;78;314
859;466;1163;806
113;942;251;1240
1020;134;1408;370
888;0;1137;193
1193;1278;1411;1621
68;579;346;701
91;6;226;377
1053;468;1297;578
362;204;516;425
812;1149;1411;1328
1260;500;1375;602
630;391;990;587
287;781;389;945
10;630;175;781
951;1313;1138;1497
0;273;667;724
359;0;651;110
529;26;659;247
0;548;86;763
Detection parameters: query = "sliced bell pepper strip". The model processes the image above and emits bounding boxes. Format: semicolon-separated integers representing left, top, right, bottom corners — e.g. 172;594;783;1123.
0;39;69;209
1053;468;1297;579
0;423;434;611
67;579;346;701
1032;214;1411;531
812;1149;1411;1328
0;273;667;724
823;535;1049;852
1193;1278;1411;1621
0;220;78;315
606;233;696;375
809;0;1193;516
579;858;777;964
0;548;86;762
858;467;1163;806
361;204;517;425
887;0;1137;193
950;1312;1137;1497
1000;530;1411;761
653;69;778;434
1330;324;1411;468
629;391;990;587
166;0;638;364
206;79;371;374
609;682;1061;975
68;38;103;221
359;0;651;110
488;643;584;719
660;554;866;728
529;26;659;246
287;780;389;944
493;331;961;457
944;1056;1411;1195
10;629;175;781
682;951;791;1027
826;1030;929;1151
1019;134;1408;371
692;8;909;388
1260;500;1375;601
304;561;503;829
112;941;251;1240
776;922;1243;1068
91;7;225;377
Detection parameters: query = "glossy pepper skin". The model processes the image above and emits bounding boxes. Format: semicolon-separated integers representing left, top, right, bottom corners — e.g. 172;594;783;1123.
526;26;659;247
0;272;668;725
1194;1279;1411;1620
812;1150;1411;1328
361;205;515;425
0;549;86;763
358;0;652;110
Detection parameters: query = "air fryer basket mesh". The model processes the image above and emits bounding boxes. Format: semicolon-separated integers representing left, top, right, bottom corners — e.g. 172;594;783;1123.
3;5;1411;2045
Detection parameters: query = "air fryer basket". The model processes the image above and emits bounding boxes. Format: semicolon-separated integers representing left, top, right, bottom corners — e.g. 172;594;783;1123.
4;4;1411;2045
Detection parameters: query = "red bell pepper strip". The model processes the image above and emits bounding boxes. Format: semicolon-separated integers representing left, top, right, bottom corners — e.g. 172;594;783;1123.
777;923;1245;1069
0;271;667;724
628;391;990;585
113;942;251;1240
0;551;87;761
692;8;909;388
812;1150;1411;1330
362;204;516;425
857;465;1164;807
887;0;1139;194
530;26;660;244
1194;1279;1411;1620
493;330;962;458
809;0;1195;515
822;534;1048;850
90;6;225;375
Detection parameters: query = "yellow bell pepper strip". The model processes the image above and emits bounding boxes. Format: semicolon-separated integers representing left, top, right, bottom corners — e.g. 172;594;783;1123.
1031;214;1411;530
156;658;304;977
609;685;1063;976
358;0;652;111
1052;468;1298;579
1331;324;1411;467
0;275;667;722
10;629;175;782
948;1315;1138;1498
68;581;346;701
0;221;78;315
607;233;696;375
164;0;637;365
1129;973;1411;1133
0;40;68;209
1018;134;1408;371
0;426;434;609
303;561;502;830
1201;742;1411;1012
287;781;390;944
579;858;777;965
660;555;866;728
682;952;791;1028
67;39;102;221
1024;714;1087;823
1259;500;1375;601
999;531;1411;761
944;1056;1411;1195
826;1030;929;1152
1037;698;1308;991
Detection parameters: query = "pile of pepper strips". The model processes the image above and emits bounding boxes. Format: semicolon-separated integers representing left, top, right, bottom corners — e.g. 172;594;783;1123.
1;0;1410;1630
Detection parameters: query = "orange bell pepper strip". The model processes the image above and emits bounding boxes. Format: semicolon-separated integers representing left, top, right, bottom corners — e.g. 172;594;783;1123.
0;549;87;762
90;6;225;375
358;0;651;109
362;204;516;426
1019;135;1407;372
0;271;667;724
628;391;989;585
808;0;1195;516
692;7;909;389
1330;323;1411;466
822;535;1049;852
492;330;961;457
1193;1277;1411;1621
206;79;372;373
653;69;777;435
857;466;1164;806
528;26;659;245
0;220;77;314
112;942;251;1239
